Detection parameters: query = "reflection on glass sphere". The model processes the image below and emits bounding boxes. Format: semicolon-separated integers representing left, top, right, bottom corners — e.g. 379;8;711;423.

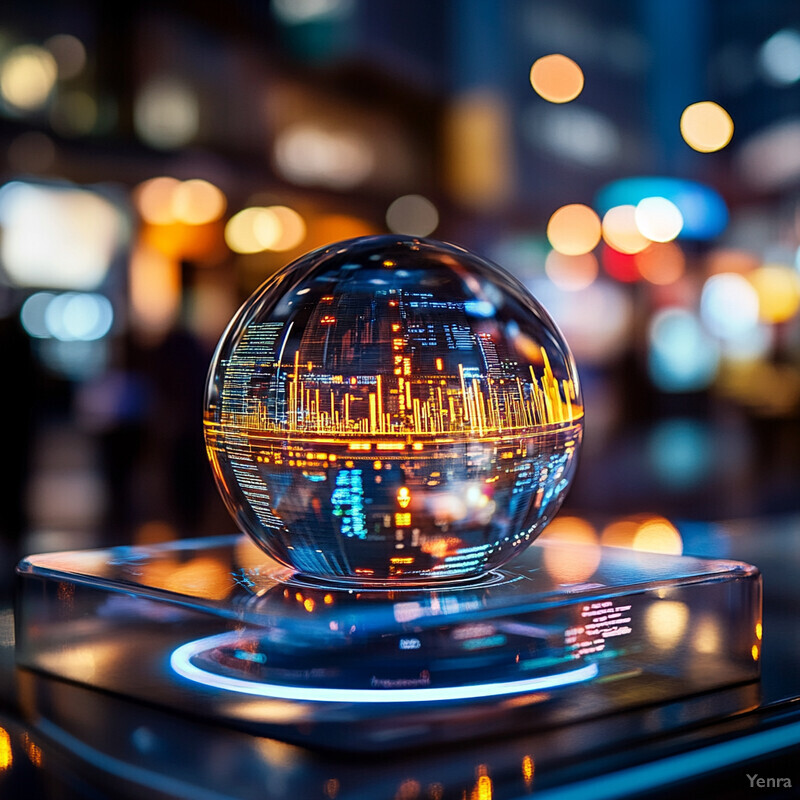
205;236;583;583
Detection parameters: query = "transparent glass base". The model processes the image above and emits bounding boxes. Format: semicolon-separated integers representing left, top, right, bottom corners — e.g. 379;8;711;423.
15;535;761;750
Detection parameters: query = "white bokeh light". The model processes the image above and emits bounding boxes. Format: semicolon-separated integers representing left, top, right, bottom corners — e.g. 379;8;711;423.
701;273;760;340
635;197;684;243
759;29;800;85
385;194;439;237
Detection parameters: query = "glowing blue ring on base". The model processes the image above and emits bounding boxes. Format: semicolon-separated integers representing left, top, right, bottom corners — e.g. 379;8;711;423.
170;633;598;703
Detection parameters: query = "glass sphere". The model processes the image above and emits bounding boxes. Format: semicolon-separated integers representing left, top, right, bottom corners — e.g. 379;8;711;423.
205;236;583;583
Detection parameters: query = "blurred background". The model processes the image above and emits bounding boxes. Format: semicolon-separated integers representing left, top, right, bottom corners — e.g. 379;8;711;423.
1;0;800;593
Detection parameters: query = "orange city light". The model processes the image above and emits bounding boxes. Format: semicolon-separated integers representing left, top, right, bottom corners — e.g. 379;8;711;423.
397;487;412;508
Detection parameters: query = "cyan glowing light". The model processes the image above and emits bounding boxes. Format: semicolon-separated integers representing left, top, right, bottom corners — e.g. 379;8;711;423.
648;308;719;392
20;291;56;338
534;720;800;800
21;291;114;341
596;177;727;240
648;419;712;490
170;633;598;703
464;299;496;318
44;292;114;341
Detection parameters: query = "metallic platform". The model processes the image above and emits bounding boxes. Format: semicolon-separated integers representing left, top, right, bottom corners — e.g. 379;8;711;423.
15;535;761;751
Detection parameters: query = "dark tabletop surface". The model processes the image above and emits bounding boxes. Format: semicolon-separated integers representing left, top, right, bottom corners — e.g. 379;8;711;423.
1;515;799;800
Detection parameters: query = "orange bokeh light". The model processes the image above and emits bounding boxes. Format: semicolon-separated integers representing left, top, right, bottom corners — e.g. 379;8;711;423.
546;204;602;256
602;205;650;254
539;516;600;584
530;54;584;103
601;514;682;556
635;242;686;285
135;176;180;225
680;101;734;153
545;250;599;291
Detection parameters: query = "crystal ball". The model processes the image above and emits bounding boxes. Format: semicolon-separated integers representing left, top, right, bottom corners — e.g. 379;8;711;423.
205;236;583;583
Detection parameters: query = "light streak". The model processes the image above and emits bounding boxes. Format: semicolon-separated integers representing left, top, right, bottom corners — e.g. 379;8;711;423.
170;633;598;703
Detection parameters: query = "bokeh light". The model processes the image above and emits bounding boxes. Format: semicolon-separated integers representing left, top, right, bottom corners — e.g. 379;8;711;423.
267;206;307;251
272;0;354;25
538;517;600;584
171;179;226;225
444;90;512;211
309;214;375;248
43;292;114;341
385;194;439;237
737;119;800;191
600;514;683;553
134;77;199;149
274;124;374;189
596;177;728;240
225;207;280;254
0;45;58;111
635;242;685;285
701;273;759;339
680;101;734;153
134;177;226;228
706;248;759;275
526;105;620;168
546;204;601;256
646;601;689;650
526;279;634;365
600;518;640;548
632;516;683;555
601;246;641;282
20;292;56;338
44;33;86;81
648;308;720;392
719;324;772;363
634;197;683;242
0;727;11;771
22;290;114;342
544;250;598;291
134;177;181;225
129;245;181;335
0;181;122;290
693;614;722;655
748;265;800;323
648;419;713;490
224;205;306;254
722;361;800;416
602;205;650;254
758;29;800;85
529;54;584;103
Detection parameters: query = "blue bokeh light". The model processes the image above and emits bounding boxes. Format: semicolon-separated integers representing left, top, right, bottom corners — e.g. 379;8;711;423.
596;177;728;240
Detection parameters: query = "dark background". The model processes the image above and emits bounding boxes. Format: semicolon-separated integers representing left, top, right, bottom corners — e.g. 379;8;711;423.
0;0;799;592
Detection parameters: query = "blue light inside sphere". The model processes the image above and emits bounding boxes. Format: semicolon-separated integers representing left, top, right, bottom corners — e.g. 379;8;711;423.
205;236;583;583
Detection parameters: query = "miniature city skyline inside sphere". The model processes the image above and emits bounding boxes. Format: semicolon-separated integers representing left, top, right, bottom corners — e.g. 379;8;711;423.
204;236;583;583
